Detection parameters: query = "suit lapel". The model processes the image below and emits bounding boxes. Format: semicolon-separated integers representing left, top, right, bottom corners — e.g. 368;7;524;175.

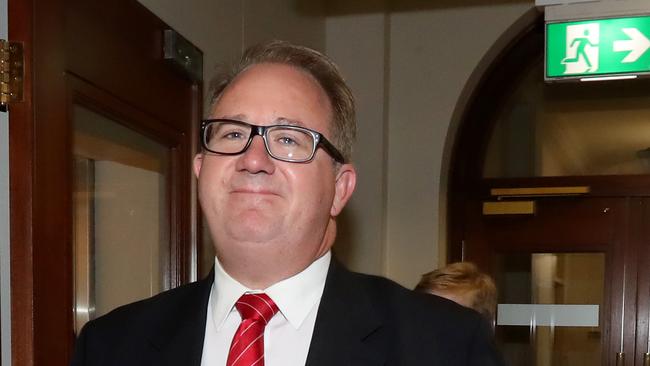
306;260;387;366
148;271;214;366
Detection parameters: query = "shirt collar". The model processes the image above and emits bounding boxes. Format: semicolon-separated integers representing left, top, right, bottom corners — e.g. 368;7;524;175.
211;251;331;331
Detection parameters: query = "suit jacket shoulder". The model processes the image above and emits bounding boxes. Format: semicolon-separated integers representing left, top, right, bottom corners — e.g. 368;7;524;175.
306;260;504;366
71;273;213;366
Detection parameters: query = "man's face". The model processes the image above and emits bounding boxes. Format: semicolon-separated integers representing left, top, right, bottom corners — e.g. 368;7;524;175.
193;63;356;287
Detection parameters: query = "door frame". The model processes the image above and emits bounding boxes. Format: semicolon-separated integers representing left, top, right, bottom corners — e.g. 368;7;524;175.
464;193;638;365
8;0;201;364
1;0;11;363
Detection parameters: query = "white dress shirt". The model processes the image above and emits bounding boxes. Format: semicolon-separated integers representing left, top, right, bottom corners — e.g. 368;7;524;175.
200;251;331;366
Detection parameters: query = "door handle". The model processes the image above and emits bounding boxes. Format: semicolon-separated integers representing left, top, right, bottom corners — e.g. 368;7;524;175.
616;352;624;366
643;352;649;366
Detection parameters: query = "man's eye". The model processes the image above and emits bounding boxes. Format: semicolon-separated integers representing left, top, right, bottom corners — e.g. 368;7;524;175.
221;131;245;140
223;132;241;139
277;136;298;145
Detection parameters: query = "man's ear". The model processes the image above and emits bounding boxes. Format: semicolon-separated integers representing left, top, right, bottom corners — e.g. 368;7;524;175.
331;163;357;217
193;153;204;178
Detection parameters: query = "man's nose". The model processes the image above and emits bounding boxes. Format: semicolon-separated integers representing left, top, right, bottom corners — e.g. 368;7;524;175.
235;135;276;174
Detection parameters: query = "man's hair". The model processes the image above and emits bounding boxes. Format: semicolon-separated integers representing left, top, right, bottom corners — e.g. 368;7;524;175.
208;40;356;162
414;262;497;321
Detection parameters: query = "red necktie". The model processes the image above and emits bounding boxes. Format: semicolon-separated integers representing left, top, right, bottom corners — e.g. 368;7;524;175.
227;293;279;366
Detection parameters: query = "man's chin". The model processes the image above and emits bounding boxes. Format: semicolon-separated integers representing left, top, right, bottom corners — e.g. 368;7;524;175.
230;192;281;206
225;219;283;243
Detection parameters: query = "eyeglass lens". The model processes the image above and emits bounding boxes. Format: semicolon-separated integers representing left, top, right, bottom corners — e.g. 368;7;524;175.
204;121;316;161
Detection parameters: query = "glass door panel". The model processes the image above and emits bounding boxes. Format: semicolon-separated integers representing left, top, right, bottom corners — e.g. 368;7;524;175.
482;61;650;178
494;252;605;366
72;105;170;333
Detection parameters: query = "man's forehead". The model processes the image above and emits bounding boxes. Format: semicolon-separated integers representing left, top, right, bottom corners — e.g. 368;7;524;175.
209;113;307;128
208;63;334;134
232;62;315;86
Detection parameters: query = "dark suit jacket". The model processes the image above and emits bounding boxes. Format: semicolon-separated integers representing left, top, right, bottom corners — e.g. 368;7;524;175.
71;260;504;365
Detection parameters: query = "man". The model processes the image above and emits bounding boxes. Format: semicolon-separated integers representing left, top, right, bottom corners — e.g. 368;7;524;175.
71;40;504;366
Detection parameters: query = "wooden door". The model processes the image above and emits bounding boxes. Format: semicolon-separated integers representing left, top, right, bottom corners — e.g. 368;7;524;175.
445;10;650;366
459;186;650;366
633;197;650;366
8;0;201;364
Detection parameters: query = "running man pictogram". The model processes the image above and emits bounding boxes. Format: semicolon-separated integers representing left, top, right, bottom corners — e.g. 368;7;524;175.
562;23;600;74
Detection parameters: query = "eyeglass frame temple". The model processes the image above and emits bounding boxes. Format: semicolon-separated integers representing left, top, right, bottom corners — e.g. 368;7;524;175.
200;119;346;163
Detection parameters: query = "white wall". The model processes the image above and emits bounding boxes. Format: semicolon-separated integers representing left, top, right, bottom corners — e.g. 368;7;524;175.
386;4;533;286
242;0;325;51
1;0;11;362
135;0;327;107
135;0;243;103
327;2;534;287
325;12;388;276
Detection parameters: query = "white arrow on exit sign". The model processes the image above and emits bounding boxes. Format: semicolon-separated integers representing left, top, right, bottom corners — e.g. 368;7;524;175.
613;28;650;63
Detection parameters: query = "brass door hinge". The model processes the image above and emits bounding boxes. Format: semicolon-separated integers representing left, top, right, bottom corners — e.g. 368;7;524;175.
0;40;24;112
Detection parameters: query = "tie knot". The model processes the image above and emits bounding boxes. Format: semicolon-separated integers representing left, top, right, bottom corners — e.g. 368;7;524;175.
235;293;279;325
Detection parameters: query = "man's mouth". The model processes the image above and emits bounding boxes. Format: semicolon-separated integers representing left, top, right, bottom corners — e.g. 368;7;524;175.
231;187;279;196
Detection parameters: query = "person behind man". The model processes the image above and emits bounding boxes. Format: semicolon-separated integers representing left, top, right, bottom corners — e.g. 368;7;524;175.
415;262;498;323
71;40;504;366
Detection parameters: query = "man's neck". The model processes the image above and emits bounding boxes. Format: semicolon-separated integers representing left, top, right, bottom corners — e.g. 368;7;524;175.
219;252;328;290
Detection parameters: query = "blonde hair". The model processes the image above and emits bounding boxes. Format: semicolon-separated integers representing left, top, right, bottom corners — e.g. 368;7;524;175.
415;262;497;321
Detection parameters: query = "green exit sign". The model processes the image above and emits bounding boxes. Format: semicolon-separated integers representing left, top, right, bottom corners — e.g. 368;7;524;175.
546;15;650;80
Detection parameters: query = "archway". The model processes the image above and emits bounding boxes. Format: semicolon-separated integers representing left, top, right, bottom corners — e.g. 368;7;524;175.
447;9;650;366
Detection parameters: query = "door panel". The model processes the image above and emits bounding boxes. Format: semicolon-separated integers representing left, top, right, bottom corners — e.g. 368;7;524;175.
463;197;634;366
495;252;605;366
72;104;172;333
633;198;650;366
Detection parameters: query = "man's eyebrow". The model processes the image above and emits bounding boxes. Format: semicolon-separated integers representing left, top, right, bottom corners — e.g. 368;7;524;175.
209;114;305;127
214;113;247;121
274;117;304;127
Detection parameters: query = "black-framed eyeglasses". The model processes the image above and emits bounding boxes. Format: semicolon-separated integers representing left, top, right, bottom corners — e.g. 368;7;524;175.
200;119;345;163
